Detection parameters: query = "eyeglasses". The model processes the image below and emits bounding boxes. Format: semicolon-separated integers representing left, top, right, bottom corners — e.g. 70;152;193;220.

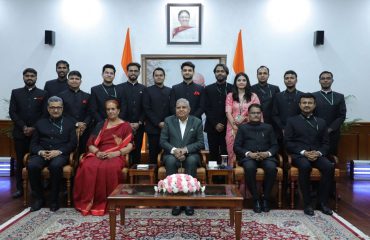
48;106;63;110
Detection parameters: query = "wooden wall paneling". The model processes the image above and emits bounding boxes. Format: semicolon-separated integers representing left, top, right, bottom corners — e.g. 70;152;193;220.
0;120;14;157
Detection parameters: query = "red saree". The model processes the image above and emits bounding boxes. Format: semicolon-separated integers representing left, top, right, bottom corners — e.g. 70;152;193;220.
74;120;132;216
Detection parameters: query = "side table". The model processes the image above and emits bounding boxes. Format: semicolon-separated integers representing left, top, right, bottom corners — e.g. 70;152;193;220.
129;164;157;184
207;166;233;184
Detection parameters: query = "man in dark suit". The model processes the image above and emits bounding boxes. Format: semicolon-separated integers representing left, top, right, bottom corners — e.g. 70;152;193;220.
272;70;303;140
58;70;91;154
28;96;77;212
90;64;123;124
313;71;346;155
285;93;334;216
9;68;48;198
44;60;70;96
251;66;280;125
169;61;204;119
234;104;279;213
143;67;171;164
118;62;146;165
203;64;233;164
160;98;204;216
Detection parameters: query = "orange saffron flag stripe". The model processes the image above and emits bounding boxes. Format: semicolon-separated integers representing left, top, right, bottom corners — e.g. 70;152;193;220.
233;30;245;74
121;28;132;76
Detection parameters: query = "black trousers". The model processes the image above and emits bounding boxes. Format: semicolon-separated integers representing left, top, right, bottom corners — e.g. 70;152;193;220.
241;157;277;201
27;155;68;203
164;154;200;178
147;133;162;164
14;138;31;191
130;125;144;165
206;129;227;164
292;156;334;207
329;131;340;155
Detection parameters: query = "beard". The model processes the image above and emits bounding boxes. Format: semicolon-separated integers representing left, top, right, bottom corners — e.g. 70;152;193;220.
183;75;193;81
129;75;138;82
25;80;35;87
217;77;226;83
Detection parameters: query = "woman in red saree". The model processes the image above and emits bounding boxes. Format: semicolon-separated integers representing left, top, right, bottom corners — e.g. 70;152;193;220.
74;100;133;216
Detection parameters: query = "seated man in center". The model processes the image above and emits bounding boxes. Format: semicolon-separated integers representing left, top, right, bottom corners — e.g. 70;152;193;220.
160;98;204;216
234;104;279;213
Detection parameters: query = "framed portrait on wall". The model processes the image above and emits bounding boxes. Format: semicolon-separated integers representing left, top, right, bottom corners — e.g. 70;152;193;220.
167;4;202;45
141;54;227;87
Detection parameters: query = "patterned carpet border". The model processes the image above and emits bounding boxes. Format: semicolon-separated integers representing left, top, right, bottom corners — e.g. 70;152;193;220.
0;208;368;240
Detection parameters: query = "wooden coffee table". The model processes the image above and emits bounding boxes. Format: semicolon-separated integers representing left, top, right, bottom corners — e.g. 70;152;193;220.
108;184;244;240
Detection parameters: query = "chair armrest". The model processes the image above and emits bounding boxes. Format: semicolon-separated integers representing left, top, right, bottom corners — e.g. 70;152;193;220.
329;155;339;164
287;153;293;168
23;153;30;165
157;150;164;166
277;154;283;168
124;154;129;167
69;152;75;166
200;150;207;167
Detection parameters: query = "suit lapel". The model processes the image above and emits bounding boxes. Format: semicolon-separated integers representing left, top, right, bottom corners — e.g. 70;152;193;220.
172;116;182;141
183;117;194;143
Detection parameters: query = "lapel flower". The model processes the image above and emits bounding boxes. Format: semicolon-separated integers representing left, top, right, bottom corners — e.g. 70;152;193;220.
82;99;88;104
194;91;200;96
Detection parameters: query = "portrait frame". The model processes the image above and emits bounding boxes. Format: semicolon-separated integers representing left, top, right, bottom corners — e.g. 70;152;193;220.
167;3;202;45
141;54;227;87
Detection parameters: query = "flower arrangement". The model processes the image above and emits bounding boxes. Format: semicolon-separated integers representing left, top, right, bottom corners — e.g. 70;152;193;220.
155;174;206;194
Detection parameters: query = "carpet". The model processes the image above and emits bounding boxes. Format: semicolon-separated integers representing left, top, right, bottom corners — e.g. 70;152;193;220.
0;208;368;240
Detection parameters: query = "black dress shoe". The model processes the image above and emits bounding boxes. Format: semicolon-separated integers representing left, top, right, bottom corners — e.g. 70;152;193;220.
171;206;182;216
253;200;262;213
262;200;270;212
320;203;333;215
30;199;44;212
12;190;23;199
50;203;59;212
304;206;315;216
50;203;60;212
184;206;194;216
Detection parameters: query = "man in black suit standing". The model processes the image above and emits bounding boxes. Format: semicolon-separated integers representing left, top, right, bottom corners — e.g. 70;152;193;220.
9;68;48;198
285;93;334;216
251;66;280;125
90;64;123;124
44;60;70;96
203;64;232;164
313;71;346;155
272;70;303;140
28;96;77;212
234;104;279;213
143;67;171;164
118;62;146;165
170;61;204;119
58;70;91;154
160;98;204;216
